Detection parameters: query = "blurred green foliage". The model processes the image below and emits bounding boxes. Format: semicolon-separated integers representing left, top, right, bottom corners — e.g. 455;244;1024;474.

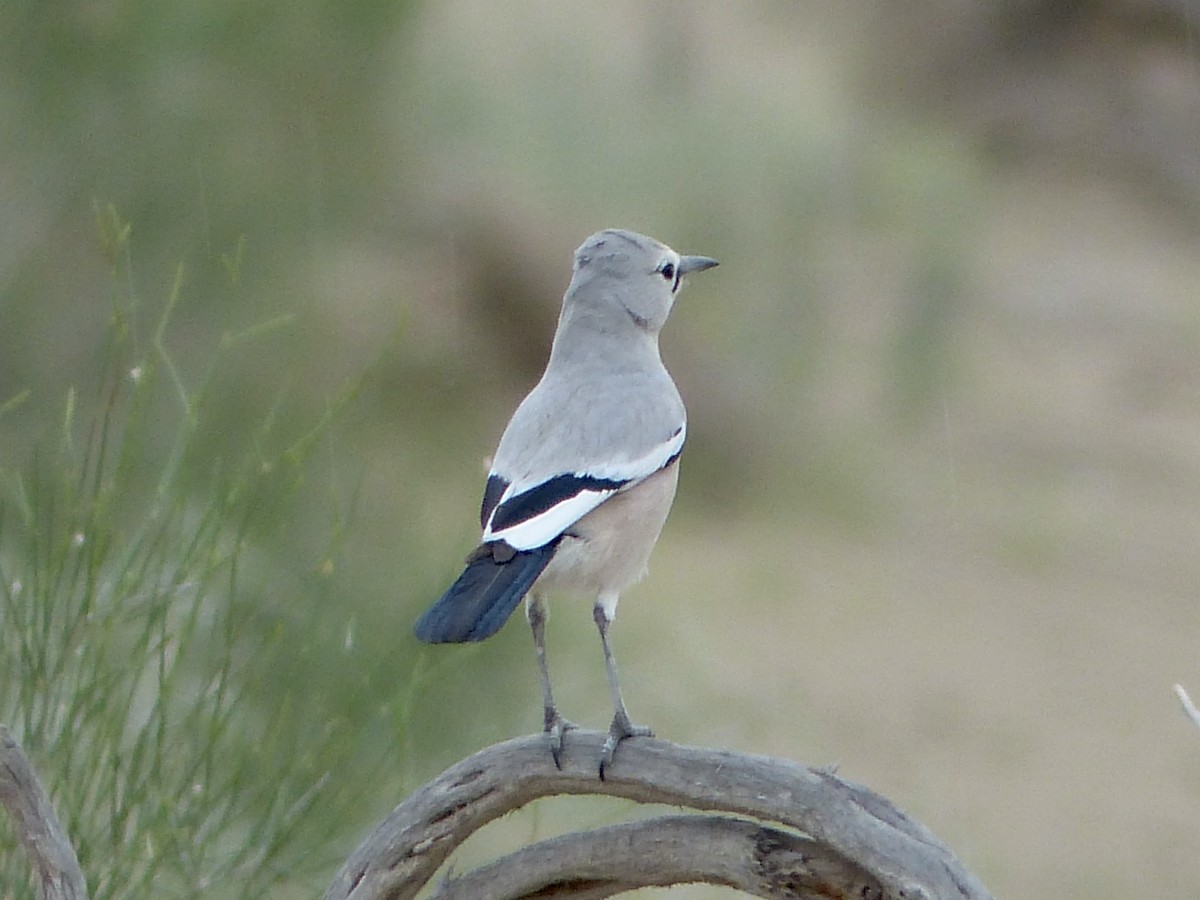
0;206;403;897
1;0;416;447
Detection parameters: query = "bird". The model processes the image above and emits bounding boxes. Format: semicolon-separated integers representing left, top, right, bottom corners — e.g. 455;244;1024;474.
414;228;718;777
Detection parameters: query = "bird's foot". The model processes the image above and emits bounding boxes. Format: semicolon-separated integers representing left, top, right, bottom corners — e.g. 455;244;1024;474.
598;710;653;780
544;708;578;769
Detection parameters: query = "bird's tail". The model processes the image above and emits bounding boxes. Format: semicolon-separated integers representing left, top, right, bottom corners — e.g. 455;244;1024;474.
414;540;559;643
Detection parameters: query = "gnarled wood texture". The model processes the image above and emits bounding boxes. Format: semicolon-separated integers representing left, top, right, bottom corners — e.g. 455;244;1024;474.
326;730;992;900
0;725;88;900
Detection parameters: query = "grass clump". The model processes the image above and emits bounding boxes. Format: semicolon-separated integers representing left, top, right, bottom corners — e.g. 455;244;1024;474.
0;206;385;898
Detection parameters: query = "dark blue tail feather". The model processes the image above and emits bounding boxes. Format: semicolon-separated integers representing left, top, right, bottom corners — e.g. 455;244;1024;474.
414;541;559;643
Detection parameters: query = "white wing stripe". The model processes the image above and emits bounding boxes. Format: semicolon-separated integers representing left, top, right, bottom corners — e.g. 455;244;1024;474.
583;422;684;484
484;424;685;551
484;489;613;550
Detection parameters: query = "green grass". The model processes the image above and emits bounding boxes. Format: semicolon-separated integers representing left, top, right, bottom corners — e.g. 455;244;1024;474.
0;208;396;898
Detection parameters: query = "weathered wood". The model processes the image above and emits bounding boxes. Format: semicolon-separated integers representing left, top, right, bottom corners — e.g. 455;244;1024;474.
327;730;992;900
0;725;89;900
425;814;879;900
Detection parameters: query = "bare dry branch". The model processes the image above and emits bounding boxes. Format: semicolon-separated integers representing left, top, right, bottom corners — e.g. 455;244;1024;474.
1175;684;1200;732
327;730;992;900
0;725;89;900
425;813;879;900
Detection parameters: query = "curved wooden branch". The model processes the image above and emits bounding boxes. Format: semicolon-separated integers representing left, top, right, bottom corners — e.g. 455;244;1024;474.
426;814;877;900
327;730;992;900
0;725;89;900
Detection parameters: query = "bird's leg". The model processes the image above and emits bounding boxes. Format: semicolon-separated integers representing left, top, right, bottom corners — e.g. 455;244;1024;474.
527;593;575;767
594;594;652;779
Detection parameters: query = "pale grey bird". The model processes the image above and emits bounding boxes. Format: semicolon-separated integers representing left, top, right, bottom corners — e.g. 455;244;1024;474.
414;228;717;777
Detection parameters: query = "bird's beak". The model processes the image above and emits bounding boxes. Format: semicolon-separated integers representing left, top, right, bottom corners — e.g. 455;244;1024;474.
678;255;719;275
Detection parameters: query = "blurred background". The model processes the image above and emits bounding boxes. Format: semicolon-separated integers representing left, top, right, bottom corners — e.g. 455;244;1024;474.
3;0;1200;896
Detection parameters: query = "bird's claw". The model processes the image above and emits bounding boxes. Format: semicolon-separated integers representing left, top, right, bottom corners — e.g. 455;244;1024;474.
544;709;577;768
598;711;653;780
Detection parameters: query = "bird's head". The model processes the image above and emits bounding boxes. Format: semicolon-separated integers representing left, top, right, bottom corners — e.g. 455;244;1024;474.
565;229;718;335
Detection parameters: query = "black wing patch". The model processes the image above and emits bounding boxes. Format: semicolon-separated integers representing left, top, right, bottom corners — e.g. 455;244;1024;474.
488;472;627;533
480;473;510;530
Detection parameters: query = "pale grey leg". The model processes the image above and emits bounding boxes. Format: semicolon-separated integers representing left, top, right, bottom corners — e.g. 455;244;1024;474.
527;592;575;767
594;594;652;779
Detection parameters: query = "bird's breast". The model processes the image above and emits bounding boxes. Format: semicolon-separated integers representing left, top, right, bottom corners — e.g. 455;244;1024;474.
534;460;680;598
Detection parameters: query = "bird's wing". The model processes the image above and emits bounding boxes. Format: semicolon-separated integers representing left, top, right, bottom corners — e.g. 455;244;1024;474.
481;422;685;551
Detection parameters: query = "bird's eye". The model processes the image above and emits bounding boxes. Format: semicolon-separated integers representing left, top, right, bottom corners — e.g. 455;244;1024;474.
659;262;675;282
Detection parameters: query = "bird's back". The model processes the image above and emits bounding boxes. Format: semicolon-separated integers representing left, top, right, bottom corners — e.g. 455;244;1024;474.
492;341;684;492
